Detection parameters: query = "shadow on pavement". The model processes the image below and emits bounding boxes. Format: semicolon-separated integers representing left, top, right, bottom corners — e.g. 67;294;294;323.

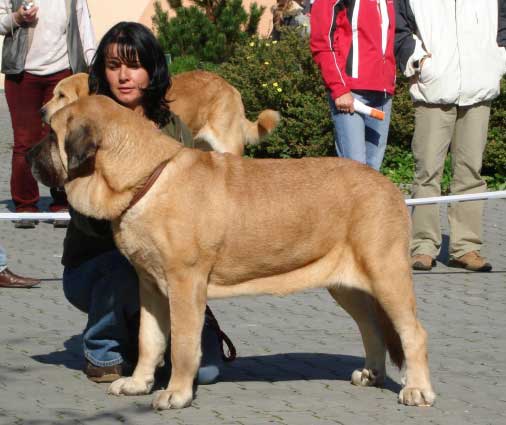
220;352;401;393
32;334;83;371
0;406;153;425
154;352;401;394
31;339;402;395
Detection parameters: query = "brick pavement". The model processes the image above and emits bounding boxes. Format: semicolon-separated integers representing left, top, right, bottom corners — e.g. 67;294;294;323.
0;92;505;425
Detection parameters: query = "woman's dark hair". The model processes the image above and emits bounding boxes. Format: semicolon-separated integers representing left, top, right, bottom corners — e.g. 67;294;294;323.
88;21;172;127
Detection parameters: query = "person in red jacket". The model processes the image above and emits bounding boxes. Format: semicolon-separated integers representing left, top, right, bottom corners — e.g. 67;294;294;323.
310;0;396;170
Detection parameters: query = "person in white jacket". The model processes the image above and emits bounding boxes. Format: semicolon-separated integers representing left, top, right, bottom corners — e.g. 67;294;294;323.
0;0;95;229
395;0;506;272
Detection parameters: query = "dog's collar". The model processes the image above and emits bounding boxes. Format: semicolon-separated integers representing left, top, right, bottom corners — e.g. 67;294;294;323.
124;159;169;213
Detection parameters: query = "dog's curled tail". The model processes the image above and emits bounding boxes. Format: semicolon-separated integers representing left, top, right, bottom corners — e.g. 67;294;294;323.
244;109;281;145
375;300;405;369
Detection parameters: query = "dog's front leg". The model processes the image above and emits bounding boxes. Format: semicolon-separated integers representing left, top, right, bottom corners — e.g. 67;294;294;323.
109;275;169;396
151;273;207;410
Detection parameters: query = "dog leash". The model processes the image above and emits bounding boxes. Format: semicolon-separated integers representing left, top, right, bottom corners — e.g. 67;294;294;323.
205;306;237;362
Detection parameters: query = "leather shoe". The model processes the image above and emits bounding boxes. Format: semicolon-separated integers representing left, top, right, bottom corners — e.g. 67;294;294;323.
85;361;123;383
14;219;37;229
448;251;492;272
0;268;40;288
411;254;436;271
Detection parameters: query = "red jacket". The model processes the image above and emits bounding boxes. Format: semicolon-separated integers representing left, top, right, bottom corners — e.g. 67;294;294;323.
310;0;396;100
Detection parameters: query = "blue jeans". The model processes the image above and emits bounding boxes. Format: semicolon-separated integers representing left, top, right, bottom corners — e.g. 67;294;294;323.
329;90;392;171
0;244;6;271
63;250;139;367
63;249;223;383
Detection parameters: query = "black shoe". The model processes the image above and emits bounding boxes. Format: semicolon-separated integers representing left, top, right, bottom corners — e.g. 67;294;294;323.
14;219;37;229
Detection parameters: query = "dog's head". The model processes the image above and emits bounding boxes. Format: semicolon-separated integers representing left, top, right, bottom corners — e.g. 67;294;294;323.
28;95;103;191
40;73;90;124
29;95;181;220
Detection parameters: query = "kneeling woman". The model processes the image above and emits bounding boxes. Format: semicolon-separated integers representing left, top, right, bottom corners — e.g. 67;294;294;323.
62;21;234;384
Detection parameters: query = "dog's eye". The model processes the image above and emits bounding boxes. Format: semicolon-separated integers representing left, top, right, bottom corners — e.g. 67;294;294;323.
59;93;65;99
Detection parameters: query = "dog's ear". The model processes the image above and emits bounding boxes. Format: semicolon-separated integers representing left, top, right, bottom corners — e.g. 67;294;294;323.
64;120;98;175
75;73;90;98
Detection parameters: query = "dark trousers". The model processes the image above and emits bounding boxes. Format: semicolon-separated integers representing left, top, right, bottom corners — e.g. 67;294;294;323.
5;69;72;212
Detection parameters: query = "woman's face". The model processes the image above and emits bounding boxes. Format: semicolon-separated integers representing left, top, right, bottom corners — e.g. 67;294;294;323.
104;44;150;112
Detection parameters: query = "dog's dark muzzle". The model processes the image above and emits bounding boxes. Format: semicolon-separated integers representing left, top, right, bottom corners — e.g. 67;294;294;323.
27;135;66;188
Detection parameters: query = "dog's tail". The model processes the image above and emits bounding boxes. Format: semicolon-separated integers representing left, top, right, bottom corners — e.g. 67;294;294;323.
375;300;405;369
244;109;281;146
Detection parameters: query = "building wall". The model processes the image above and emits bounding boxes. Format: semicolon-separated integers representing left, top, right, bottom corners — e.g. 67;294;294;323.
0;0;276;88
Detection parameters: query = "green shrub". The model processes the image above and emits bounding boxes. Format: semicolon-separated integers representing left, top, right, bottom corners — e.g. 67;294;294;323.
152;0;265;64
483;79;506;189
168;55;219;74
218;28;334;158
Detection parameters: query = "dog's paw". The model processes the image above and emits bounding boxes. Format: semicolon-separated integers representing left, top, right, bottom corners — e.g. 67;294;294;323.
107;377;153;396
398;387;436;407
351;368;385;387
151;389;193;410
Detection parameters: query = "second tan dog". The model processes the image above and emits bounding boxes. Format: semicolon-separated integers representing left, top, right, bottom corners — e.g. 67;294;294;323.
40;71;280;155
29;96;435;411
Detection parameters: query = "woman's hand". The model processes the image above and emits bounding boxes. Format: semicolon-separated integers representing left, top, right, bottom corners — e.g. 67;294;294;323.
334;92;355;114
13;5;39;26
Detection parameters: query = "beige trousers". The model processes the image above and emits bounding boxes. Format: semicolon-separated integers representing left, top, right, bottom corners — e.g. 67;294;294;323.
410;102;491;259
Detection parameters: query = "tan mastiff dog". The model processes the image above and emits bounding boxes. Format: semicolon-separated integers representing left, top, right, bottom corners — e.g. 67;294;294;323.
40;71;280;155
28;96;435;410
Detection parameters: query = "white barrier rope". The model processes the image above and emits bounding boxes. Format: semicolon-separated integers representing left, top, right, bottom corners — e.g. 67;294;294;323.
0;190;505;221
405;190;506;206
0;212;70;221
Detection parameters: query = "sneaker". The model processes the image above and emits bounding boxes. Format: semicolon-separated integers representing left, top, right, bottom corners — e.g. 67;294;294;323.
411;254;436;271
448;251;492;272
84;361;123;383
13;219;37;229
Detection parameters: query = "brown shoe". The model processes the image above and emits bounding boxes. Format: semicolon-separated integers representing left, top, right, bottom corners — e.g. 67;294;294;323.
448;251;492;272
0;268;40;288
85;361;123;383
411;254;436;271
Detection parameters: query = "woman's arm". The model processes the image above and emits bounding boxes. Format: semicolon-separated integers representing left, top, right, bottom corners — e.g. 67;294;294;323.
0;0;38;35
70;208;113;239
309;0;350;100
0;0;18;36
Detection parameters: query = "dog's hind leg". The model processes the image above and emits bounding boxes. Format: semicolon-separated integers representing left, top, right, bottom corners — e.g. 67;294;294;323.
328;286;386;387
151;272;207;410
109;275;170;397
369;257;436;407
